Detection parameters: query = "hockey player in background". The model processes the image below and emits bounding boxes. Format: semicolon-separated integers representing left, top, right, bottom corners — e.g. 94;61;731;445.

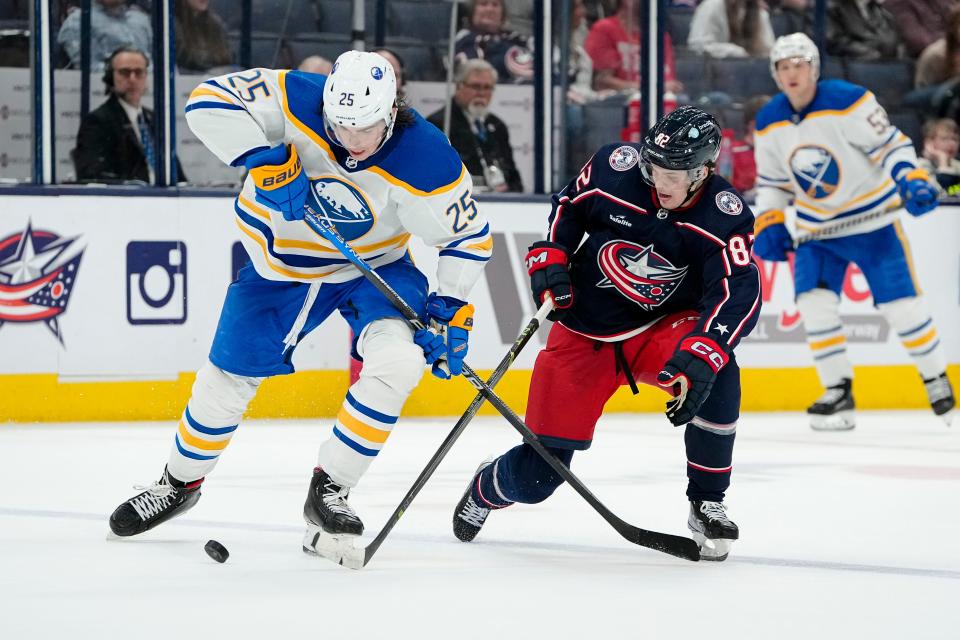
753;33;955;431
108;51;491;559
452;106;762;561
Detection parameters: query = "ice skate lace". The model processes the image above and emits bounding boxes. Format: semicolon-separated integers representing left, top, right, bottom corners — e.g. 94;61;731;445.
924;376;952;403
699;501;731;524
816;387;846;405
321;479;357;518
458;496;489;528
129;482;176;521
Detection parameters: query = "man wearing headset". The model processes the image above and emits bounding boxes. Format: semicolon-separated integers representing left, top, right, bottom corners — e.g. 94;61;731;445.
72;46;186;184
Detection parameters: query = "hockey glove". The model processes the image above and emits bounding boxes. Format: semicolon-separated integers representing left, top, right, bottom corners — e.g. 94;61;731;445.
752;209;792;262
896;168;939;217
656;334;729;427
412;293;475;379
526;241;574;319
245;144;309;221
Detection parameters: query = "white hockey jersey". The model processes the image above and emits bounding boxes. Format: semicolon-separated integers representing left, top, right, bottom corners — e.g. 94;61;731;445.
184;68;491;300
754;79;920;238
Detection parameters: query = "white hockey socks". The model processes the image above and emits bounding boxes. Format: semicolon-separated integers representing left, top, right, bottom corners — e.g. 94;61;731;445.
797;289;853;387
877;296;947;380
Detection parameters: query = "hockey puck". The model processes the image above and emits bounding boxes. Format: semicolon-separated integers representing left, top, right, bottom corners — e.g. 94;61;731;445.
204;539;229;563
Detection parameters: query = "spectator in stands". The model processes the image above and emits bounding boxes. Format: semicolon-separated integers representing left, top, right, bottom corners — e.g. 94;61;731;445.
374;48;406;90
426;59;523;192
584;0;682;93
771;0;813;38
173;0;232;73
58;0;152;70
915;6;960;88
72;46;185;184
731;94;769;198
454;0;534;84
826;0;900;60
885;0;956;59
918;117;960;195
688;0;775;58
298;55;333;75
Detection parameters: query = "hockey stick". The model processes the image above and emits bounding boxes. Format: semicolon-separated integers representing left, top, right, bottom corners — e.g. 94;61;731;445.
356;298;554;568
303;206;702;563
794;207;898;246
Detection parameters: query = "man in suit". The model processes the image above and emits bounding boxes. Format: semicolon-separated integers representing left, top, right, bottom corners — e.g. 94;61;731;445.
73;46;186;184
427;59;523;192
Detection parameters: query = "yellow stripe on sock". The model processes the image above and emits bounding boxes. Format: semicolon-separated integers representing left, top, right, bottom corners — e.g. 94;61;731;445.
337;408;391;444
808;335;846;351
177;421;231;451
903;328;937;349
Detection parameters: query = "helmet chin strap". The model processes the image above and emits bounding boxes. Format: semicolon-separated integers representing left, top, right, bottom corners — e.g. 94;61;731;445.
675;167;710;209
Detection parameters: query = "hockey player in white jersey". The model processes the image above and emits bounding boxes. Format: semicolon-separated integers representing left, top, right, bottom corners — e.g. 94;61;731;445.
753;33;955;430
108;51;492;558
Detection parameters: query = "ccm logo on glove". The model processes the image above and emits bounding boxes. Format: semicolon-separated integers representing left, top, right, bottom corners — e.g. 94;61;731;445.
681;336;728;373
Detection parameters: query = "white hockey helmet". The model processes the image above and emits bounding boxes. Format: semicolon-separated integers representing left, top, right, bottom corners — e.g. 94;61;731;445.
322;50;398;147
769;32;820;88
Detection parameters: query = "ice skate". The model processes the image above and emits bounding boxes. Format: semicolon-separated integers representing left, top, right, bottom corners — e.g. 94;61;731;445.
453;458;497;542
807;378;855;431
302;467;365;567
923;373;955;426
687;500;739;561
108;467;203;537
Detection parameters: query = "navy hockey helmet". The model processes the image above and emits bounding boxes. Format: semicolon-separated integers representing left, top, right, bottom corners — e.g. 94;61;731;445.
639;105;721;186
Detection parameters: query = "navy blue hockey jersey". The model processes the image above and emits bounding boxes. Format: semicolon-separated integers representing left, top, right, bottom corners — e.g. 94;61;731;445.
546;143;762;353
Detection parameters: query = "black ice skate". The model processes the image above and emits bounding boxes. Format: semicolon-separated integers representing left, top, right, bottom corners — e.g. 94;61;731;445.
923;373;955;426
807;378;855;431
687;500;739;562
302;467;365;565
453;458;497;542
108;467;203;537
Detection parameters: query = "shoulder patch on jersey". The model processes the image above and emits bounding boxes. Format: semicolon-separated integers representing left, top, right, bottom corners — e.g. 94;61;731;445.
608;145;639;171
715;191;743;215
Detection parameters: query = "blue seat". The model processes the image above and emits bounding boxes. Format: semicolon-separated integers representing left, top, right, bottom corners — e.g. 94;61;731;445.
380;39;443;81
708;57;778;100
386;1;453;43
889;110;923;149
668;8;694;47
821;56;845;81
675;54;707;101
288;34;351;68
845;59;914;108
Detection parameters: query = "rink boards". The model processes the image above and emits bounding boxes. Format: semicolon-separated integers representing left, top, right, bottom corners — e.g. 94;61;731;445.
0;193;957;421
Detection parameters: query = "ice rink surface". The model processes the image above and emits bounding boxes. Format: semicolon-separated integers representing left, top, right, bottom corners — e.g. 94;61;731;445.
1;411;958;639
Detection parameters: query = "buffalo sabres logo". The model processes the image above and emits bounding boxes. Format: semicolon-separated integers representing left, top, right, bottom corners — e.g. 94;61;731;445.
609;145;639;171
0;220;84;344
789;145;840;199
306;177;375;241
715;191;743;215
597;240;687;310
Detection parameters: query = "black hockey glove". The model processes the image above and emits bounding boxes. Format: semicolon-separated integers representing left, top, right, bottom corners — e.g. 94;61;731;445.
526;241;574;319
656;334;729;426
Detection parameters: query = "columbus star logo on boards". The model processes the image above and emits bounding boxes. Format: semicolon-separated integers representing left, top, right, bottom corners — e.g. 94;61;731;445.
0;220;84;344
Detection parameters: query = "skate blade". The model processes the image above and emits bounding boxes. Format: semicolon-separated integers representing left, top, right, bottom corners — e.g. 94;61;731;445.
690;530;733;562
302;524;364;570
810;411;855;431
937;409;954;427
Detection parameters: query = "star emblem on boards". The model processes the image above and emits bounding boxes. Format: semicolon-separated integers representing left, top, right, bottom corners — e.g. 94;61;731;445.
714;323;729;335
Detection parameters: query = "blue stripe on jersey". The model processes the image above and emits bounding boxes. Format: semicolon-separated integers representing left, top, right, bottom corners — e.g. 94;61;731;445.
797;185;897;223
184;406;237;436
898;318;932;337
185;101;246;113
438;249;491;261
333;426;379;456
443;223;490;248
866;129;898;156
757;173;790;183
234;202;379;268
175;435;219;460
345;391;398;424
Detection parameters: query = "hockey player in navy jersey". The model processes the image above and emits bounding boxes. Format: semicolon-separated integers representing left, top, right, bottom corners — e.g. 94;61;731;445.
452;106;762;561
753;33;955;430
108;51;492;561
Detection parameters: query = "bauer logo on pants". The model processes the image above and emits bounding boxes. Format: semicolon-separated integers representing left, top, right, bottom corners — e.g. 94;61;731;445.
126;241;187;325
0;219;85;344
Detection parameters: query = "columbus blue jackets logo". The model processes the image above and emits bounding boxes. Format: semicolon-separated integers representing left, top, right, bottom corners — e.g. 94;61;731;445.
609;145;639;171
0;220;84;344
597;240;687;310
306;177;375;241
790;145;840;199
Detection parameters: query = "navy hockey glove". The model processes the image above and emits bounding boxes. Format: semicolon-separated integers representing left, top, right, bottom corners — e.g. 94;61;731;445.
526;241;574;319
753;209;792;262
656;335;729;426
245;144;309;221
897;168;939;217
413;293;475;379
